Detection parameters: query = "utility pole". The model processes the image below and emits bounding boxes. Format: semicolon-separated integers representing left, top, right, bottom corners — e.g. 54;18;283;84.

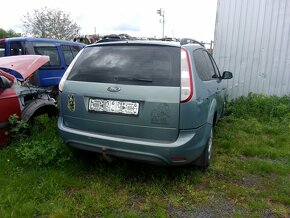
156;8;165;38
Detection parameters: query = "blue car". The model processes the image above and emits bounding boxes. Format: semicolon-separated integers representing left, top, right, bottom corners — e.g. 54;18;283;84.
0;37;85;87
58;39;233;168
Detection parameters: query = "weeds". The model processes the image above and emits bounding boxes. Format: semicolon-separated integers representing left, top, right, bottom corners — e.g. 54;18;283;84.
8;114;30;140
14;115;71;167
227;93;290;121
0;95;289;217
16;139;71;167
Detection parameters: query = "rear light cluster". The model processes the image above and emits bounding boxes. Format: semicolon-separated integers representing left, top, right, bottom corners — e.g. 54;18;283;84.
180;48;194;103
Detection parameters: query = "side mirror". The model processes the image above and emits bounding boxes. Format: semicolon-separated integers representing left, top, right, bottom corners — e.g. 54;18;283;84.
0;76;11;89
221;71;233;80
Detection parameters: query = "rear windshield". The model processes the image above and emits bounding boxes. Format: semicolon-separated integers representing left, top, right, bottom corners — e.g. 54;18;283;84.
67;45;180;86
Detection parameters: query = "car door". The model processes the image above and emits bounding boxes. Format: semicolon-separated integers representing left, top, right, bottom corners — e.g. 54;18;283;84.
204;51;224;116
0;74;21;123
192;49;221;125
33;42;64;87
0;74;21;146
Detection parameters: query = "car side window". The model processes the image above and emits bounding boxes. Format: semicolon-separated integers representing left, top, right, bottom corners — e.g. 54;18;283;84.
10;42;25;56
202;50;218;79
0;41;5;57
61;45;74;66
193;49;218;81
71;46;81;57
207;52;221;77
33;43;61;66
61;45;81;66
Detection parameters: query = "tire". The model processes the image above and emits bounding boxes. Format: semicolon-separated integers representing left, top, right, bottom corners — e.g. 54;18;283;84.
193;127;213;169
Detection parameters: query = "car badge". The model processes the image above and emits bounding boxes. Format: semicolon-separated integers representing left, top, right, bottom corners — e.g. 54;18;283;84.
67;94;75;112
107;86;121;92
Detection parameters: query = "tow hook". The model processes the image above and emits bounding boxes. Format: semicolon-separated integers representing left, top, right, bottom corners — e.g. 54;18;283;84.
101;147;114;162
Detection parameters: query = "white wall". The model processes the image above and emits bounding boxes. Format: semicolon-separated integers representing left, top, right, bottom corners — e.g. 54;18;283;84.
213;0;290;99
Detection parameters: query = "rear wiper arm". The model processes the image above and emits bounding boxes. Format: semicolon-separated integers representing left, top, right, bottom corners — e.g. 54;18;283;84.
129;77;153;82
114;77;153;82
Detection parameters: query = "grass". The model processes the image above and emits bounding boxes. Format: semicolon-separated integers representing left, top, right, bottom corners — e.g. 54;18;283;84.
0;94;289;217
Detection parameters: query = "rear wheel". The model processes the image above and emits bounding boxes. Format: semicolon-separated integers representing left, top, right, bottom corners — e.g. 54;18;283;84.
193;127;213;169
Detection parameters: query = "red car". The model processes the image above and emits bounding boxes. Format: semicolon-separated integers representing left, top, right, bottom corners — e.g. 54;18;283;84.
0;55;57;147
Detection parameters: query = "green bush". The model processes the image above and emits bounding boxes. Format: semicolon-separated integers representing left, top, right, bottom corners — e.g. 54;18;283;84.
226;94;290;121
8;114;30;140
16;139;71;167
15;115;71;167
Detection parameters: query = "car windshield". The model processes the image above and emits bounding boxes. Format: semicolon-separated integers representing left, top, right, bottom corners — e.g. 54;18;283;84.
67;45;180;87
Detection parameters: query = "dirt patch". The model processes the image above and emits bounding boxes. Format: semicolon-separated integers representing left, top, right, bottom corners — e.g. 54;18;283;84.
233;174;264;190
167;195;246;218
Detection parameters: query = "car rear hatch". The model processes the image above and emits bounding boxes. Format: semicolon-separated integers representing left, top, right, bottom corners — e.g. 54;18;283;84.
61;43;181;142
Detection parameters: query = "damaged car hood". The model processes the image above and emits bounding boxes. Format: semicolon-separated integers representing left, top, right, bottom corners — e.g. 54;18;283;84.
0;55;49;80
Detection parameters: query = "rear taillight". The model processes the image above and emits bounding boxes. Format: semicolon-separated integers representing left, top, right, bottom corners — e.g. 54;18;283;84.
59;49;83;92
180;48;194;103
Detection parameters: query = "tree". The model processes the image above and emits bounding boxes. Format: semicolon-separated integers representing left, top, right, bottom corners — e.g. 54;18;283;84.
0;28;21;38
22;7;81;40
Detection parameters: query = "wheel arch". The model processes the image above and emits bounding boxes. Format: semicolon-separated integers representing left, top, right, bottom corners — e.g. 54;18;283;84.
22;99;58;122
207;98;217;126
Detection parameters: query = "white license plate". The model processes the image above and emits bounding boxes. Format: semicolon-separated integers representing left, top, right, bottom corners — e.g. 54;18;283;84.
88;98;139;116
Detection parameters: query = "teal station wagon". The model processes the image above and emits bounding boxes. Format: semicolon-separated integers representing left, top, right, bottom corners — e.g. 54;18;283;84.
58;39;233;168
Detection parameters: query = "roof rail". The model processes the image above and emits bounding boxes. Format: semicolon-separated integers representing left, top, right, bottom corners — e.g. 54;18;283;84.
94;35;205;47
180;38;205;47
160;37;180;42
157;37;205;47
96;34;133;43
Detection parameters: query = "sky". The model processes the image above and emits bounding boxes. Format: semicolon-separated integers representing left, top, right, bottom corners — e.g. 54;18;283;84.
1;0;218;42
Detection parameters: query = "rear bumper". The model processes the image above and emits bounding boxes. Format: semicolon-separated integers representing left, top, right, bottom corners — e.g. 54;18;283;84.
58;117;211;165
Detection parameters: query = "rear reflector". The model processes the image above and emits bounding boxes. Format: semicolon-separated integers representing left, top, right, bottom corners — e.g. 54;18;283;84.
171;157;187;162
180;48;194;103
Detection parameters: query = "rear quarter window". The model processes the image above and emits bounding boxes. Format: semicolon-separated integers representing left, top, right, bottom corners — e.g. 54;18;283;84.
68;45;180;87
193;49;217;81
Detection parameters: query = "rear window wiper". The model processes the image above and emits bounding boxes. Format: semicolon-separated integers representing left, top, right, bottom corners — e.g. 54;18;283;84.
114;77;153;83
129;77;153;82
